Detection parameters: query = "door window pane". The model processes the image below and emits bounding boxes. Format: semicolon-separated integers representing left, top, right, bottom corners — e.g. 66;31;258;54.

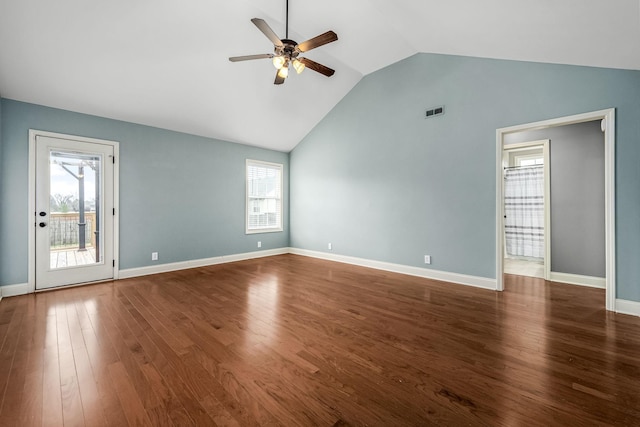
49;151;102;269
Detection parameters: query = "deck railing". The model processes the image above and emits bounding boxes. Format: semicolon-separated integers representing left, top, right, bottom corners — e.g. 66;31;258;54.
50;212;96;249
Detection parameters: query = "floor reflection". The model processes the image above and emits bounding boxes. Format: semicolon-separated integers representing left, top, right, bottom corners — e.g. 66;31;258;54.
246;275;280;347
495;275;554;420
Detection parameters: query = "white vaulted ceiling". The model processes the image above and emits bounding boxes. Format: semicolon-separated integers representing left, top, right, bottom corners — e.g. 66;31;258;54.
1;0;639;152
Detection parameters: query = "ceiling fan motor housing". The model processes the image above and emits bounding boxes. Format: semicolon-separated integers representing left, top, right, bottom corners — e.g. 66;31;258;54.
276;39;300;60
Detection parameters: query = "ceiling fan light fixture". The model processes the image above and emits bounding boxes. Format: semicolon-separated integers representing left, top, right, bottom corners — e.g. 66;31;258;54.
292;58;305;74
277;64;289;79
272;55;286;69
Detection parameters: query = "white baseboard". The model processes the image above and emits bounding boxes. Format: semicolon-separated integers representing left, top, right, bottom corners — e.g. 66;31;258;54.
1;248;495;297
0;249;290;298
289;248;497;291
0;283;30;298
549;272;606;289
7;249;638;320
119;248;290;279
616;299;640;317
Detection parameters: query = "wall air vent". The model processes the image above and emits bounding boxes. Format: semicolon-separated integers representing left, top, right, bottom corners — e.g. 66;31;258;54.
425;106;445;118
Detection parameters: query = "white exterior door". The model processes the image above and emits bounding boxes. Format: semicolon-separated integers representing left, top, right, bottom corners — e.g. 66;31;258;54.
34;135;115;289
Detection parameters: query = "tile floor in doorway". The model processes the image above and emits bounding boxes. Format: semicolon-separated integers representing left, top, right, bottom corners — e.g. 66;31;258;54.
504;258;544;278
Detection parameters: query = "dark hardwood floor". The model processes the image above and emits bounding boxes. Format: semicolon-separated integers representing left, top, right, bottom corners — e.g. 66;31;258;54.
0;254;639;426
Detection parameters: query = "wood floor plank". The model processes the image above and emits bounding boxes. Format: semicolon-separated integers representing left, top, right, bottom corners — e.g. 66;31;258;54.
75;299;129;427
123;285;194;354
65;302;108;427
105;287;215;426
41;293;64;427
107;361;152;427
0;299;31;426
55;295;85;427
97;293;179;426
2;254;640;425
0;299;25;409
17;296;48;427
171;321;279;425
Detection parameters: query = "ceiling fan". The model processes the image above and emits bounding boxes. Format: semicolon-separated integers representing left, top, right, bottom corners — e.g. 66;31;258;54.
229;0;338;85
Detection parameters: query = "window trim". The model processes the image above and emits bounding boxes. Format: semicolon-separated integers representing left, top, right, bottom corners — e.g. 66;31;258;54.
514;152;544;167
245;159;283;234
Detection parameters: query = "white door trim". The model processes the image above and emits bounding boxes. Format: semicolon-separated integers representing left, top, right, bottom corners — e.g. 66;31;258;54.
495;109;615;311
502;139;550;280
28;129;120;293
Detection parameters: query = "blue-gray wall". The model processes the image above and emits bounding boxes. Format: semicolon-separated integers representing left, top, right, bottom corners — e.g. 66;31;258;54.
0;99;289;286
0;96;3;183
0;99;3;249
505;121;605;278
290;53;640;301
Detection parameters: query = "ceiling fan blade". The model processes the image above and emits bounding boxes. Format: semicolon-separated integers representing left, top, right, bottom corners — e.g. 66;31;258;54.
251;18;284;48
296;31;338;53
229;53;274;62
299;58;335;77
274;70;286;85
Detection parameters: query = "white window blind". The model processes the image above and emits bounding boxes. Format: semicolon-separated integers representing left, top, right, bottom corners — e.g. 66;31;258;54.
246;160;283;233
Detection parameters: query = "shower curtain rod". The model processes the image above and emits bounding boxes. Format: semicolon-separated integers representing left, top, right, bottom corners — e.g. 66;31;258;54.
503;164;544;169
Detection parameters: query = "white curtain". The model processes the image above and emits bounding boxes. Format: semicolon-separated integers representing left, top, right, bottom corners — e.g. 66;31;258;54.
504;166;544;259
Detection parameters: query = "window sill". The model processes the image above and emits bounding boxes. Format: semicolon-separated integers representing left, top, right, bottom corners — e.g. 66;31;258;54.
245;228;283;235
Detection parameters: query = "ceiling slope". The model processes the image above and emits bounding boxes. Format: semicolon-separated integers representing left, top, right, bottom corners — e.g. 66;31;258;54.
0;0;638;152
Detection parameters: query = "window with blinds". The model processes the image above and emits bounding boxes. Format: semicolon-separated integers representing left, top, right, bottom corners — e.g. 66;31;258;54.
246;159;283;234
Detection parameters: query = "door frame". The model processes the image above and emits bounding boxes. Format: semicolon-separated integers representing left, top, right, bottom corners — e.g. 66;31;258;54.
495;108;616;311
28;129;120;293
502;139;550;280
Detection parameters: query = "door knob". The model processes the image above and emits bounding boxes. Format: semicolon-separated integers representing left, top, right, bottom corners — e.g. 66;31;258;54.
39;211;47;217
39;222;46;228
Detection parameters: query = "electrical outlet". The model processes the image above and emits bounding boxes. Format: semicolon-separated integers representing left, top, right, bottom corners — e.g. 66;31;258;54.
257;241;262;248
328;243;332;250
424;255;431;264
152;252;158;261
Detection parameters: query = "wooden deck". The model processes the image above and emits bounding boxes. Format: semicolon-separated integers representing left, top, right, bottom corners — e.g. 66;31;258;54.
1;254;639;425
50;247;96;269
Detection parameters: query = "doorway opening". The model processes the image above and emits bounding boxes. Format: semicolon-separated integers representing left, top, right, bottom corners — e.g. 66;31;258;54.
502;140;549;280
28;130;120;291
496;109;616;311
